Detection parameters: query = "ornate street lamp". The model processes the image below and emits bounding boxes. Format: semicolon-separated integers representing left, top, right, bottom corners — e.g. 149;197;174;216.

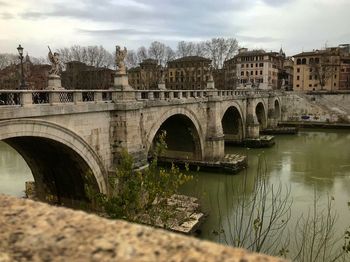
17;44;26;89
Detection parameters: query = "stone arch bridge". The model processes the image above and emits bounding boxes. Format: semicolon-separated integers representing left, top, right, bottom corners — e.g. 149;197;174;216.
0;88;283;202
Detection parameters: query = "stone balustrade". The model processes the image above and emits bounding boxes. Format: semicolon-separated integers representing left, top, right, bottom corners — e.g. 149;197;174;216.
0;89;272;107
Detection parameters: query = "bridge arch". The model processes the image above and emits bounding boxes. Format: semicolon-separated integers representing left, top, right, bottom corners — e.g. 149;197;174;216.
256;102;267;129
146;108;204;161
274;98;281;120
221;103;245;144
0;119;107;204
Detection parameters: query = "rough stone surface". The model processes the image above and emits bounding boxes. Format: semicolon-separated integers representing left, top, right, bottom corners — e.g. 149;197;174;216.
0;194;287;262
282;92;350;123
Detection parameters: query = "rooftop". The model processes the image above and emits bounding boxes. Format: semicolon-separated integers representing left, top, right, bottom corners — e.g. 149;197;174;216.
169;56;211;63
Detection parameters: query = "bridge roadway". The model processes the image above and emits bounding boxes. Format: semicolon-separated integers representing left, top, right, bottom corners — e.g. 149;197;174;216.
0;88;283;204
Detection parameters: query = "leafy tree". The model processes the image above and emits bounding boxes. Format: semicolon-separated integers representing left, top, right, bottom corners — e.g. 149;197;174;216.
85;131;192;226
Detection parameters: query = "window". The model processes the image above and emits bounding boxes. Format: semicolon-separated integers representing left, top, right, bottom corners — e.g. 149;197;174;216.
255;71;258;75
242;64;244;68
309;75;312;80
310;68;312;72
310;58;314;64
296;84;300;87
302;58;307;64
334;74;337;78
297;76;300;80
297;59;301;65
309;84;312;87
297;68;300;73
170;72;173;76
251;64;253;67
260;70;263;75
256;63;258;67
315;58;320;64
251;71;254;75
241;72;244;76
259;63;263;67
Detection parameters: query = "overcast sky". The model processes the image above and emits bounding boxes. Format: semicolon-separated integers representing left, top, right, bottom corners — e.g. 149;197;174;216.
1;0;349;57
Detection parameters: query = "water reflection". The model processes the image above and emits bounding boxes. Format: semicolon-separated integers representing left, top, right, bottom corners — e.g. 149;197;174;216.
0;141;33;197
180;129;350;246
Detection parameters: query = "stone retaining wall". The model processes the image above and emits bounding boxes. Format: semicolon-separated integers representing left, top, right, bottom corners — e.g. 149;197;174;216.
0;194;286;262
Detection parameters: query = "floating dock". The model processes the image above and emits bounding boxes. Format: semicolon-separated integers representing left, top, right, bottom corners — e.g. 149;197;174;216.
243;135;275;148
158;153;247;174
260;127;298;135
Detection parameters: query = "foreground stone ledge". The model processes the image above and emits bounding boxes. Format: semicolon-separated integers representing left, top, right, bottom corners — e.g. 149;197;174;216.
0;194;287;262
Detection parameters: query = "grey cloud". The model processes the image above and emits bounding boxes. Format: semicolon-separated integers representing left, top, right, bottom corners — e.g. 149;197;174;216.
261;0;294;7
238;35;281;43
77;28;155;36
21;0;244;41
0;12;14;19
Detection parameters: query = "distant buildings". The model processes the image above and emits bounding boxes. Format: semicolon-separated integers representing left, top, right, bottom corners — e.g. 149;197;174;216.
0;55;50;90
2;43;350;92
128;59;159;90
61;61;114;90
293;44;350;91
166;56;211;90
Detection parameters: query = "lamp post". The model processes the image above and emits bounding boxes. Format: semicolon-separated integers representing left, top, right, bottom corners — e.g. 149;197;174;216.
17;44;26;89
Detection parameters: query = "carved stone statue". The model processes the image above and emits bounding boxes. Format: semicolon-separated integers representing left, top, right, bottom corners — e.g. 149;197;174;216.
208;65;214;82
115;45;127;74
159;67;165;84
48;46;61;76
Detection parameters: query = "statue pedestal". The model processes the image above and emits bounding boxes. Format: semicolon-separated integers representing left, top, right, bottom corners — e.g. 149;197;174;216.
113;73;133;91
206;80;215;89
158;82;166;90
46;74;64;90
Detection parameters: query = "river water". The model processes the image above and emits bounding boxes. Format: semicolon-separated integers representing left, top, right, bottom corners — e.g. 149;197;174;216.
180;129;350;255
1;130;350;256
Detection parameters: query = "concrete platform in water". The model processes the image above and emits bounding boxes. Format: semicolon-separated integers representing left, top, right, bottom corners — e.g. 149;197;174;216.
158;153;247;175
243;135;275;148
260;127;298;135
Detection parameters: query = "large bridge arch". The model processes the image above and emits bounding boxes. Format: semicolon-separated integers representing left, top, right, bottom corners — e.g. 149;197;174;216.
0;119;108;204
220;102;245;144
146;107;205;161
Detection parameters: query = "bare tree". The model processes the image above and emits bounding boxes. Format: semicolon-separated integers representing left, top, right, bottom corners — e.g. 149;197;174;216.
137;46;148;62
164;46;176;64
57;45;113;70
0;53;18;70
125;50;139;69
176;41;196;57
204;38;239;69
148;41;166;66
30;56;49;65
309;54;339;90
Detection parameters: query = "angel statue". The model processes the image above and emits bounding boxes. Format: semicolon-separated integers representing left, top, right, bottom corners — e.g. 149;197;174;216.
48;46;61;75
115;45;127;74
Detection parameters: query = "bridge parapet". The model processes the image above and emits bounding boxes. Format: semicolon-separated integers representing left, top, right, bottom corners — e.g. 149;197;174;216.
0;89;277;108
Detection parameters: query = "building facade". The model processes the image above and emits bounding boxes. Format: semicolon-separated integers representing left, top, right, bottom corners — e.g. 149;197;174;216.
224;48;285;90
292;45;350;91
128;59;160;90
166;56;211;90
61;61;114;90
